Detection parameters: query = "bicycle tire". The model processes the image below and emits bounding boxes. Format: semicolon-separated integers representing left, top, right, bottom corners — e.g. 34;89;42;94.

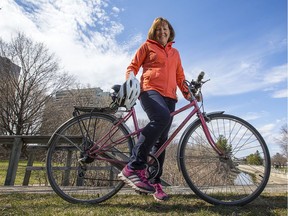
46;112;134;204
178;113;271;206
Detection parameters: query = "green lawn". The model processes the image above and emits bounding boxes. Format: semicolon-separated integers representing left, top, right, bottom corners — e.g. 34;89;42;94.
0;160;47;185
0;160;287;215
0;192;286;216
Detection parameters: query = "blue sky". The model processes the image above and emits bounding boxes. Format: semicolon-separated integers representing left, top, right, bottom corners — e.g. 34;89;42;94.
0;0;287;156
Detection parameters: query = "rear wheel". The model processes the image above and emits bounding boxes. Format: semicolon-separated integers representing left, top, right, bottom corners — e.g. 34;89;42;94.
46;113;133;204
178;113;271;206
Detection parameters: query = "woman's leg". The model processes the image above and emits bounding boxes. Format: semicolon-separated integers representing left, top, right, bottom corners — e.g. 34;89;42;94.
128;90;172;170
150;97;176;184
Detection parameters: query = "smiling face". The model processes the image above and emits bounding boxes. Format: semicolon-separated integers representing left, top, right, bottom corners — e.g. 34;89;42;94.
155;22;170;46
147;17;175;45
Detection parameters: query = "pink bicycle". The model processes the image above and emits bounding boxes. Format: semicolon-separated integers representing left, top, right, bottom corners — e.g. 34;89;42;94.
46;72;271;206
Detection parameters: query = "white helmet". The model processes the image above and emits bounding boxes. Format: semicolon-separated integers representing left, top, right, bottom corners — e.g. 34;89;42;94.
116;73;140;110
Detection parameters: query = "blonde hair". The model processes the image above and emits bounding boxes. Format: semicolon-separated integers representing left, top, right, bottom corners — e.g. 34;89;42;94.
147;17;175;42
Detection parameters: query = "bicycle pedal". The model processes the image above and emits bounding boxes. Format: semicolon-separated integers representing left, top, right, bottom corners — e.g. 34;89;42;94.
78;155;94;164
78;159;87;171
78;158;85;166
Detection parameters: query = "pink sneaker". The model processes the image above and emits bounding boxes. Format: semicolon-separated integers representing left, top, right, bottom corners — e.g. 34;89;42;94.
118;165;155;193
153;183;169;201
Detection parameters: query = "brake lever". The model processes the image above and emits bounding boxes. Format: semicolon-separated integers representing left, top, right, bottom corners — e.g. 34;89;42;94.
202;79;210;84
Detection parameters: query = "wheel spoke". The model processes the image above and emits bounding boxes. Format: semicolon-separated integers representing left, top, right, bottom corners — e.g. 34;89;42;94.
179;113;270;206
46;113;133;204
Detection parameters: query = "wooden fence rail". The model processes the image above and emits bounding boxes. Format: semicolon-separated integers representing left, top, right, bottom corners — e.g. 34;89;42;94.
0;135;51;186
0;135;171;187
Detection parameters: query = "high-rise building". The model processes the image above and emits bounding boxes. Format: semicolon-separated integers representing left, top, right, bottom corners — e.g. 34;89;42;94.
0;56;21;77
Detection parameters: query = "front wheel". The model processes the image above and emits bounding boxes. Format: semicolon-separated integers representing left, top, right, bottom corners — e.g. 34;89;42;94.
178;113;271;206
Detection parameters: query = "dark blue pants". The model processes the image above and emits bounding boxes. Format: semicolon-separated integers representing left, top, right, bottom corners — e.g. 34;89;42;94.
128;90;176;183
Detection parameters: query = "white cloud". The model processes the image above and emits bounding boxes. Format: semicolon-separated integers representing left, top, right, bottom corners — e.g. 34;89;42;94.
254;122;277;154
262;64;288;84
188;34;287;98
258;123;276;135
257;119;287;156
200;60;286;98
0;1;39;40
272;89;288;98
242;111;268;121
0;0;135;91
112;6;121;14
3;0;285;98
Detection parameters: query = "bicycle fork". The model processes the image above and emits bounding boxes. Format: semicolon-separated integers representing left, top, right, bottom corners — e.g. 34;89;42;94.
198;111;224;156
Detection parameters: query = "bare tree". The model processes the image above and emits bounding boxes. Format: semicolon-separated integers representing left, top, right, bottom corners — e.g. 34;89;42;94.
271;152;287;168
275;124;288;158
279;124;288;158
0;32;75;135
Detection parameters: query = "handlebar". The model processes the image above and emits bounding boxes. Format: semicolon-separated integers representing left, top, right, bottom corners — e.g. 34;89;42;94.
197;71;205;83
185;71;209;101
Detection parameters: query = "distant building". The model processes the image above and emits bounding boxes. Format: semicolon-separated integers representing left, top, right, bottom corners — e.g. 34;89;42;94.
54;87;111;107
0;56;21;77
40;86;111;134
0;57;21;135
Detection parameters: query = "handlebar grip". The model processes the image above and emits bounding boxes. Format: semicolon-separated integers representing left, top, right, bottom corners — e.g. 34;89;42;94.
197;71;205;82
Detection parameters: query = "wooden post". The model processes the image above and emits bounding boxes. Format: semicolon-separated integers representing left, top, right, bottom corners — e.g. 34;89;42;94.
22;150;35;186
4;137;23;186
63;150;72;186
109;166;114;187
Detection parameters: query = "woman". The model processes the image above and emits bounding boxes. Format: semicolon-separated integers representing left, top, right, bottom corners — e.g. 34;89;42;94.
118;17;190;201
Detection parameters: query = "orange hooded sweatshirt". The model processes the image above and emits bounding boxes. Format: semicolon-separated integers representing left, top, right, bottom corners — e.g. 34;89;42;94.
126;39;189;100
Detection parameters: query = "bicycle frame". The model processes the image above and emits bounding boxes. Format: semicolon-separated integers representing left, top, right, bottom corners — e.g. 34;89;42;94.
88;97;223;160
47;72;271;206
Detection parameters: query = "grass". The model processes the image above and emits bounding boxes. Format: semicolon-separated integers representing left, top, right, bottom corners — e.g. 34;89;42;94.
0;160;286;215
0;160;47;185
0;192;286;216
